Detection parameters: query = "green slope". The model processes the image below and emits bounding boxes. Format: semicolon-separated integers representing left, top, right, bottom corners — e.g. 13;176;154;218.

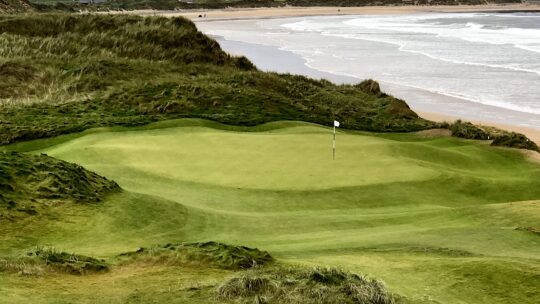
2;119;538;303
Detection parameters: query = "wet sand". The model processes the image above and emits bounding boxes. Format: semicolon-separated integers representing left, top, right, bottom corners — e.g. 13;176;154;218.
211;38;540;144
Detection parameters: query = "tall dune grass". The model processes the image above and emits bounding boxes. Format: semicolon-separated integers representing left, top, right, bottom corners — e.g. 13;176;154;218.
0;13;435;146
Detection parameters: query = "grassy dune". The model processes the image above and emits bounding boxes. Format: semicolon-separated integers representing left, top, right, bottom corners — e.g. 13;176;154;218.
0;14;433;147
2;119;539;303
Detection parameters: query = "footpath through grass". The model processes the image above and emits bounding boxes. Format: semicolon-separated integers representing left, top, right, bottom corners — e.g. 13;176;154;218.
1;119;539;303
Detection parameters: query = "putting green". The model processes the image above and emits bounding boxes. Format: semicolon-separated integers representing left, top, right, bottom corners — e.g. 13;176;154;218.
5;119;540;304
39;126;438;191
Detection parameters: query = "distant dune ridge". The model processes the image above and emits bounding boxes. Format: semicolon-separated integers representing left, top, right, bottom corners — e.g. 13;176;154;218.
0;0;33;13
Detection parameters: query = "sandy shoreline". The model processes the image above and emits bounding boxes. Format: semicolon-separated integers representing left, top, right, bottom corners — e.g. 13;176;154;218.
112;6;540;144
209;37;540;143
121;4;540;20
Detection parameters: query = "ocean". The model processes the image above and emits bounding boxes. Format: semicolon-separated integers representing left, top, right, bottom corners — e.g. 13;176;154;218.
197;13;540;129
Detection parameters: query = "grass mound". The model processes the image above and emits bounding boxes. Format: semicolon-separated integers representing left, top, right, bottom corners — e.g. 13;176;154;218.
1;247;108;276
217;266;397;304
122;241;274;270
0;256;44;276
31;247;109;274
450;120;538;151
0;151;120;218
450;120;490;140
0;13;434;146
491;132;539;152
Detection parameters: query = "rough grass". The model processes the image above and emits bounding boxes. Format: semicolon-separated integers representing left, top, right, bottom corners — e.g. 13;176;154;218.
491;132;539;151
0;150;120;220
31;247;109;274
1;247;108;275
121;241;274;270
0;0;34;13
0;13;435;146
0;257;44;276
217;266;397;304
450;120;539;151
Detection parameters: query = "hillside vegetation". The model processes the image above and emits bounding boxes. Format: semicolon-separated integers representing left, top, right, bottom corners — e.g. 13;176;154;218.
0;14;434;147
0;14;536;151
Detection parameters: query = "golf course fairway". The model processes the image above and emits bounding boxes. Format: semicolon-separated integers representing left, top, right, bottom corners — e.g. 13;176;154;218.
2;119;539;304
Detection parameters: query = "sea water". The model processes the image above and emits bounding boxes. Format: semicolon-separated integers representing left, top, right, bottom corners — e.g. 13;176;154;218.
197;13;540;128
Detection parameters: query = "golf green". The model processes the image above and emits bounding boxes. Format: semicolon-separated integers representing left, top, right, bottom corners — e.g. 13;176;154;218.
4;119;540;304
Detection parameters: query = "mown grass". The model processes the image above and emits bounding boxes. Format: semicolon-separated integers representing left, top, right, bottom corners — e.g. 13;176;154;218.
1;119;538;303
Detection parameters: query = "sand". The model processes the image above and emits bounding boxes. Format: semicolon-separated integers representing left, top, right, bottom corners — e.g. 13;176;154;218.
124;4;540;21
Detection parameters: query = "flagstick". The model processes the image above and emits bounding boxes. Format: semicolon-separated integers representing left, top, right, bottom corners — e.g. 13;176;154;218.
333;124;336;160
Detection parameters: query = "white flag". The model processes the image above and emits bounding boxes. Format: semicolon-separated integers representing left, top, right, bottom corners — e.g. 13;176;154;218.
334;120;340;127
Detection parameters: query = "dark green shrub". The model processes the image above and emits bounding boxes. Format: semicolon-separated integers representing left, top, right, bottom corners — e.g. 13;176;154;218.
450;120;490;140
491;132;539;152
355;79;383;96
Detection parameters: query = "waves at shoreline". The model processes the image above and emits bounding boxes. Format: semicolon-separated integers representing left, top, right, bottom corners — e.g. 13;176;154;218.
279;13;540;116
198;12;540;128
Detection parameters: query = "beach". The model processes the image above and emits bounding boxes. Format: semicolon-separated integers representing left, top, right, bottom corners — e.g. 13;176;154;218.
133;4;540;20
188;9;540;145
112;5;540;144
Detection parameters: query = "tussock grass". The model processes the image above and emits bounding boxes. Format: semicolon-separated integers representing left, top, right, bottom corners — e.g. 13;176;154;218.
0;0;34;13
0;257;44;276
217;266;397;304
492;132;539;151
0;150;120;219
0;247;108;276
31;246;109;275
0;13;435;146
450;120;539;151
120;241;274;270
